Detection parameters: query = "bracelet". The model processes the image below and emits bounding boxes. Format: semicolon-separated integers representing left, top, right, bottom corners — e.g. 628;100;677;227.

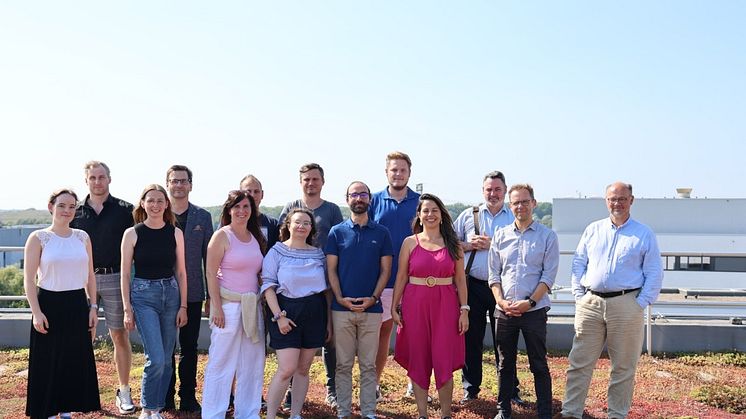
371;295;379;303
180;306;187;309
89;303;98;310
460;304;471;311
271;310;287;322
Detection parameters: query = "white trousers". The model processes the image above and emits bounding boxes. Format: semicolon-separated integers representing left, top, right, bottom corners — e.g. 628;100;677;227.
202;301;265;419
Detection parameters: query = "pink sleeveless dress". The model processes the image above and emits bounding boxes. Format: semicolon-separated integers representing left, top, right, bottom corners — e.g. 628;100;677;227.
394;235;465;390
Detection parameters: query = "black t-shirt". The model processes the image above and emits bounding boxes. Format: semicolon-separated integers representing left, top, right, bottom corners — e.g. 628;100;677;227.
175;210;189;231
71;194;134;270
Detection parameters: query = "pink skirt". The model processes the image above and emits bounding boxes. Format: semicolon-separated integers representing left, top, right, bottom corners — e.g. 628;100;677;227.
393;282;465;390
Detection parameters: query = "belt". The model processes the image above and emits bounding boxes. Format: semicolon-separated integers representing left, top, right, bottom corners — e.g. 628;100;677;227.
589;287;641;298
94;267;119;274
409;276;453;287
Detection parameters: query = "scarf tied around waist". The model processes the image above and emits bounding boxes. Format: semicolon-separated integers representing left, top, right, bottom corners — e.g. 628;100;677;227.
212;287;260;343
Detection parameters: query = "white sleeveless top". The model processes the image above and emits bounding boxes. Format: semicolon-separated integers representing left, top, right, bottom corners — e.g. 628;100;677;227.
36;229;90;291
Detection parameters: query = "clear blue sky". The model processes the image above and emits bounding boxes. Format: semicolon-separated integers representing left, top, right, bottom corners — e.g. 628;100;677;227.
2;1;744;210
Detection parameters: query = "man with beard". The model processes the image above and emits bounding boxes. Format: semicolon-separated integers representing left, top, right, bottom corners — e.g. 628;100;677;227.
325;181;393;419
453;171;523;405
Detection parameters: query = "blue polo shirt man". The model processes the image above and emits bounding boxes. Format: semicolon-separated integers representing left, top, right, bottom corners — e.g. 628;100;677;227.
367;151;420;397
326;181;394;419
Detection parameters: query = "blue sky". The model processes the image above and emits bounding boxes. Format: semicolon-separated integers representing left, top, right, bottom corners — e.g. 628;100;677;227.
2;1;744;209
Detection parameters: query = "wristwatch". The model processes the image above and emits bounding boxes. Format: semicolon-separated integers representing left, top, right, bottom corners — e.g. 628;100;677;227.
527;298;537;308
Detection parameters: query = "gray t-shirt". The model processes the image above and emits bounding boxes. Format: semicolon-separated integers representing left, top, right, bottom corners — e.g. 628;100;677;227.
279;199;343;249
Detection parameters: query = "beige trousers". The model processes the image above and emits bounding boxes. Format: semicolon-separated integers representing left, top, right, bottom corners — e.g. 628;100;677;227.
561;291;644;419
332;310;382;418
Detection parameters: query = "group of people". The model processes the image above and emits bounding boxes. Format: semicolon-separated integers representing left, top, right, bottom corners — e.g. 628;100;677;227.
23;151;663;419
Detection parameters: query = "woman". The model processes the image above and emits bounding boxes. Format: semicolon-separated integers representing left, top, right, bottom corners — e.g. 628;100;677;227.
120;184;188;419
202;191;267;418
24;189;101;419
391;193;469;419
262;208;332;419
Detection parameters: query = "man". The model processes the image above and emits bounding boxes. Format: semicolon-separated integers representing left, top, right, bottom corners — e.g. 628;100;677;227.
71;161;136;415
240;174;280;250
279;162;343;407
489;184;559;419
453;171;522;404
163;165;214;412
555;182;663;419
368;151;420;400
325;181;393;419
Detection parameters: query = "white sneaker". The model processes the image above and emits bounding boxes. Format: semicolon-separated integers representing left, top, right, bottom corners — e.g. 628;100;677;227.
150;412;164;419
116;387;136;414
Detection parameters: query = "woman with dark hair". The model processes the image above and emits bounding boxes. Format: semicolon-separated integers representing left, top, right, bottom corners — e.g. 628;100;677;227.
202;190;267;419
24;189;101;419
262;208;332;419
391;193;469;419
121;184;188;419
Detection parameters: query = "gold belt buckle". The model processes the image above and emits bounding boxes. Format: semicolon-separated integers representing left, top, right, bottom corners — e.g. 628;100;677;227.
425;276;437;287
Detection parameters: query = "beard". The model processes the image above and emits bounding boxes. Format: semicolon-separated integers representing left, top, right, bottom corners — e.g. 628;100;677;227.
389;183;407;192
351;202;369;214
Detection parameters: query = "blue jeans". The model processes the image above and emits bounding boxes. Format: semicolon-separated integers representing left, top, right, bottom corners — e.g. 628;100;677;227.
131;277;180;411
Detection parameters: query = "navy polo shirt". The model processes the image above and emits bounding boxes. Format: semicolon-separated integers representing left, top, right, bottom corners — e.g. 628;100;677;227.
324;219;394;313
368;187;420;288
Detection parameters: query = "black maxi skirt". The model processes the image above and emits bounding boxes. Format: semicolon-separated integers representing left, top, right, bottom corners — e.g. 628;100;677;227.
26;288;101;418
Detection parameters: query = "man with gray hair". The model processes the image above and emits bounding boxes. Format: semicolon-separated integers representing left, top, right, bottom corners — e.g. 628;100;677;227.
554;182;663;419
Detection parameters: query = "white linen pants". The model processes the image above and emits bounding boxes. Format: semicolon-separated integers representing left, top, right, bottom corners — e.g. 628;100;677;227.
202;301;265;419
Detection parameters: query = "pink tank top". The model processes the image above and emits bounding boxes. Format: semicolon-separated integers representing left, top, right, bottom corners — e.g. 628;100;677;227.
217;226;263;294
408;234;456;278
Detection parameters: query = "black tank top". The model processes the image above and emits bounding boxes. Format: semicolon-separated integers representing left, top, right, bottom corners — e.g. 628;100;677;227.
133;222;176;279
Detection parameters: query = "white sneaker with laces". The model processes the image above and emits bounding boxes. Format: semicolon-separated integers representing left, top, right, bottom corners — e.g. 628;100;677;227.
116;387;136;414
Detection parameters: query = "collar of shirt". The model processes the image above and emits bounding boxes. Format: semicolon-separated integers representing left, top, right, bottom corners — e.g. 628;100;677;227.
381;186;418;202
343;218;378;230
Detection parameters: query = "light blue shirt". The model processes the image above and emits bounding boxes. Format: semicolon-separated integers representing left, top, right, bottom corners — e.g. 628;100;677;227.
260;242;328;298
453;203;514;281
488;221;559;312
571;217;663;308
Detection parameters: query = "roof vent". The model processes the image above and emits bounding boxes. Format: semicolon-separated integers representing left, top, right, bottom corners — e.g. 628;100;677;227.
676;188;692;199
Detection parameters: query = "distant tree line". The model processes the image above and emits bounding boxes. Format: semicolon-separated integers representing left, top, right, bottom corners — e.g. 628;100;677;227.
2;203;553;229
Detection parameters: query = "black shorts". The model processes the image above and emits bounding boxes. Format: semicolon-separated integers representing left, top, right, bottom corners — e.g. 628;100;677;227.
267;292;328;350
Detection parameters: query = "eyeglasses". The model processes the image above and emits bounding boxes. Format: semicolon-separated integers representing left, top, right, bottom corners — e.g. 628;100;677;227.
347;192;370;199
291;220;312;227
606;197;630;204
168;179;190;185
510;199;533;207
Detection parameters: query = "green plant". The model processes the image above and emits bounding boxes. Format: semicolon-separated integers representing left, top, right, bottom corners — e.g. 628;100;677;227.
692;384;746;413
